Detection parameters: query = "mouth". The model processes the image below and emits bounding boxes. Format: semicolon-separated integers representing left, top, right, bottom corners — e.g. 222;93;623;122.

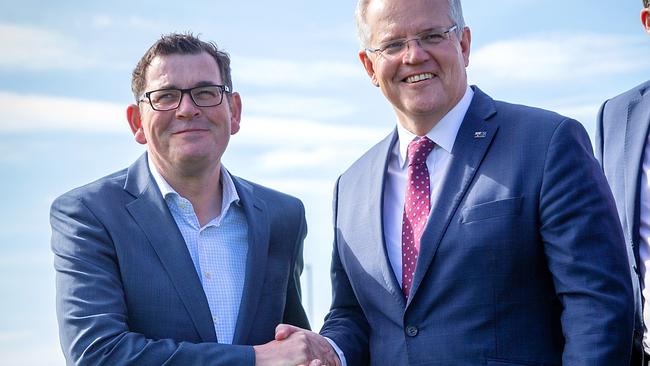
173;128;209;135
404;73;434;84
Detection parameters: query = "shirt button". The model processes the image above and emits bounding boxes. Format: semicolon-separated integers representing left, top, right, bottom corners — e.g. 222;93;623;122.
212;316;218;323
204;272;211;279
405;325;418;337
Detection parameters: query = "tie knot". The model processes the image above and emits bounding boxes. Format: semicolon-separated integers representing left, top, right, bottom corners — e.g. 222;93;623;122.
407;137;435;166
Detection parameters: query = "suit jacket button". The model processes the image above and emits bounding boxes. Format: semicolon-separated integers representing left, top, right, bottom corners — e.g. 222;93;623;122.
405;325;418;337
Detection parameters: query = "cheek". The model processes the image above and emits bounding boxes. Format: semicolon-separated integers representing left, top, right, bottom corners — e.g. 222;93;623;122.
142;120;169;146
374;60;396;82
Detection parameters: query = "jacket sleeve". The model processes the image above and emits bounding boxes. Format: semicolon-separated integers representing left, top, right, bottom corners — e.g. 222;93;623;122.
282;199;311;329
538;118;634;364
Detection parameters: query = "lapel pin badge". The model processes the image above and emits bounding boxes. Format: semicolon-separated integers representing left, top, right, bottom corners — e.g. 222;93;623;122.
474;131;487;139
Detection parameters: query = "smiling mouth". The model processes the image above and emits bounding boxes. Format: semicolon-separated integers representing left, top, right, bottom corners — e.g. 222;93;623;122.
404;73;434;83
174;128;208;135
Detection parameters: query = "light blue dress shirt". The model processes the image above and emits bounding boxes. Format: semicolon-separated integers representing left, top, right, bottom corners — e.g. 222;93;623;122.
148;158;248;344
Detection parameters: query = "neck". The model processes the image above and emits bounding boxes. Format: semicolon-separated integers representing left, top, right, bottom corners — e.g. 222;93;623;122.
397;86;468;136
156;159;223;227
397;114;442;136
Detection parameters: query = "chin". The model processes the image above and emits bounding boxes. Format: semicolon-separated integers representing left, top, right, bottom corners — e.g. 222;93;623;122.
173;148;216;163
405;102;443;115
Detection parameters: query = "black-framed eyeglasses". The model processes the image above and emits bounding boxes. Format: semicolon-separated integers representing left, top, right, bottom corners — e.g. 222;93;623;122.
138;84;231;111
365;24;458;58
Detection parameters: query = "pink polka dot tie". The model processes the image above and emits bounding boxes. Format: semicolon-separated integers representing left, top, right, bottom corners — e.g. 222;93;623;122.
401;136;435;299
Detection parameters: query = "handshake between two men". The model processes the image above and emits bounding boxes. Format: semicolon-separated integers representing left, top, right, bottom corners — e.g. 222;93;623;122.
254;325;341;366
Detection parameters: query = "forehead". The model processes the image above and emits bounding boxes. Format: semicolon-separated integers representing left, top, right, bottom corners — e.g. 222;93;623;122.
144;52;223;90
366;0;452;40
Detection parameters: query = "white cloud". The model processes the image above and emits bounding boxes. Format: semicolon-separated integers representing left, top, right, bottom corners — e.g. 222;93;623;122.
0;89;388;171
237;115;386;148
234;56;364;88
0;91;125;133
553;102;600;124
232;115;387;172
258;146;369;171
0;331;31;343
90;14;159;30
0;339;64;366
469;33;649;84
0;251;54;267
257;178;335;197
0;23;97;70
244;94;357;119
0;90;378;135
540;100;600;138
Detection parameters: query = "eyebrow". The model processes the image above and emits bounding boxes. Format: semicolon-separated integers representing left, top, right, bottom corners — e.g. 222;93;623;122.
155;80;221;90
379;26;450;42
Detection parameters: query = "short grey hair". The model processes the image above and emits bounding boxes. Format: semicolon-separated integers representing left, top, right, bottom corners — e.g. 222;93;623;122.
355;0;466;48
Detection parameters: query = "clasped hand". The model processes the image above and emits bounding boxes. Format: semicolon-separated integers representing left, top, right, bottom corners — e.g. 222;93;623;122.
253;324;341;366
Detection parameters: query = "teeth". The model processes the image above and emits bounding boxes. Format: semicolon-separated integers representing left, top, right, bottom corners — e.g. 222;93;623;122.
406;73;433;83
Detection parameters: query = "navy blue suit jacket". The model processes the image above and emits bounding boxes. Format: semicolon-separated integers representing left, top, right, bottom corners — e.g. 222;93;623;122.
595;80;650;355
50;153;309;365
321;86;634;365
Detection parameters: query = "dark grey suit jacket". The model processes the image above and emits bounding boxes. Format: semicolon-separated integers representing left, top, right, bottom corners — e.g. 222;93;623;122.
321;86;633;365
596;80;650;357
51;153;309;365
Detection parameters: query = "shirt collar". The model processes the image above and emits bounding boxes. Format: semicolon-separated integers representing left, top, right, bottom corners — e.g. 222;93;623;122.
396;85;474;168
147;154;241;212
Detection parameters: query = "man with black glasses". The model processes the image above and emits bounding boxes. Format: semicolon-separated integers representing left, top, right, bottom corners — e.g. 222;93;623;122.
50;33;313;365
596;2;650;365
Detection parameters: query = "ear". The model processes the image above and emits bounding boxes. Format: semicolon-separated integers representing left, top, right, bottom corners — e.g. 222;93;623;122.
126;104;147;145
642;8;650;34
460;26;472;67
228;92;242;135
359;50;380;87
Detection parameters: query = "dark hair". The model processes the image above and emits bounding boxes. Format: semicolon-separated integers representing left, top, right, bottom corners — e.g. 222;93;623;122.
645;0;649;8
131;32;232;101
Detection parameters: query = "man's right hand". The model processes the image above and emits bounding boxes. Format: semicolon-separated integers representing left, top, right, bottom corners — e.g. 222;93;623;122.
253;324;341;366
253;331;318;366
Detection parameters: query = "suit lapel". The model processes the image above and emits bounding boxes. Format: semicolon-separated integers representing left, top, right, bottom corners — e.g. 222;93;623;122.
375;132;408;306
350;131;405;306
625;89;650;257
231;177;270;344
408;87;498;305
123;154;217;342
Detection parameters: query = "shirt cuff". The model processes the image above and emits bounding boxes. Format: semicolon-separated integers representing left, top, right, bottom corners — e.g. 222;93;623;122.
324;337;347;366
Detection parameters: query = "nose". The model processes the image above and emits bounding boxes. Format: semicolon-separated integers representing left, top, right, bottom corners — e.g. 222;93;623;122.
402;38;428;64
176;91;200;120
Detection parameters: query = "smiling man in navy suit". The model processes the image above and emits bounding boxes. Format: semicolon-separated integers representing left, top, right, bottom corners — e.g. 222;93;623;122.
276;0;635;364
596;2;650;365
50;33;313;365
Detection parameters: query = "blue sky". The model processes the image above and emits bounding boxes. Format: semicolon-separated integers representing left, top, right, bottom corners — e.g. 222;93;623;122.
1;1;649;364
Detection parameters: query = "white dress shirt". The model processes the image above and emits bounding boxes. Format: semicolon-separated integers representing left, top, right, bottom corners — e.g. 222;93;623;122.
383;86;473;285
638;131;650;352
329;86;474;365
